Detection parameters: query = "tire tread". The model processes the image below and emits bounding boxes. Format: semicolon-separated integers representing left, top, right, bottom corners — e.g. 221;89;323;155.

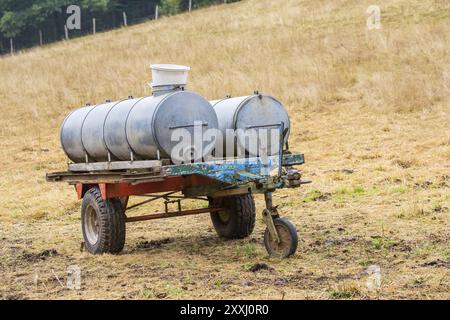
210;194;256;239
81;187;125;254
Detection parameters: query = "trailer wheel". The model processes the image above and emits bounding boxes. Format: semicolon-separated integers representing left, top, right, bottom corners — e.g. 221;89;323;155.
210;194;256;239
264;218;298;258
81;187;125;254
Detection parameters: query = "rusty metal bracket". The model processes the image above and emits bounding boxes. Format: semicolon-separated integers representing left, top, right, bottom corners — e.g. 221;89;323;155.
125;191;178;211
262;209;280;243
262;191;281;243
164;199;181;213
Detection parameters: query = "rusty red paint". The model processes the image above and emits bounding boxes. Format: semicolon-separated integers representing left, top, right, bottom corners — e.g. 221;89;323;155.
125;206;224;223
79;175;214;199
75;184;83;200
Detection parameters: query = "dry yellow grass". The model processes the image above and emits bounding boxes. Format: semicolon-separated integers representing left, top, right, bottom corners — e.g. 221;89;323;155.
0;0;449;299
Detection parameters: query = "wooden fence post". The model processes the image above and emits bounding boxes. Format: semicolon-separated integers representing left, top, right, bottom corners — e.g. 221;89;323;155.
39;30;43;45
155;5;159;20
189;0;192;12
10;38;13;54
64;25;69;39
93;18;96;34
123;12;127;26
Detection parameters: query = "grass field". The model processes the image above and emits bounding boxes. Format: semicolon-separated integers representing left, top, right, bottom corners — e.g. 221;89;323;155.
0;0;449;299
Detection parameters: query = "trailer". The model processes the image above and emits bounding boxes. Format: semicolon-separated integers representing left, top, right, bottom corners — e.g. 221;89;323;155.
46;151;309;258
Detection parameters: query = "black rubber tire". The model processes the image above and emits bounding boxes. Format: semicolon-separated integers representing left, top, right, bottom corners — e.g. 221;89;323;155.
263;217;298;258
210;194;256;239
81;187;126;254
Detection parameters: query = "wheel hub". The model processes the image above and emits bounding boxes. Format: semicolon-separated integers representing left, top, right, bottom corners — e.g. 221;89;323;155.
218;210;231;223
84;205;99;245
269;225;291;256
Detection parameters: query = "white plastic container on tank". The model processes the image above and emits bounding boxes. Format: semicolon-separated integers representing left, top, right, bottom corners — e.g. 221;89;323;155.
150;64;190;87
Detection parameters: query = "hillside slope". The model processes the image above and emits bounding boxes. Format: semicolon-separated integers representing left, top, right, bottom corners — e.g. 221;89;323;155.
0;0;449;299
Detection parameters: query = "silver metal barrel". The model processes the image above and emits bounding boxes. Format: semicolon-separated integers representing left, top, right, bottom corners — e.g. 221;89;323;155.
103;98;143;161
60;90;218;163
211;94;290;156
60;105;96;163
82;100;124;162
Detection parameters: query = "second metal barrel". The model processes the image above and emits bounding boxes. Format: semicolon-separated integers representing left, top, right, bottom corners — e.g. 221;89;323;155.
211;94;290;157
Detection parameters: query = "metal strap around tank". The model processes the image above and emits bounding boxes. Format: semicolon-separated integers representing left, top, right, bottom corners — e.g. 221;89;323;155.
102;99;127;162
246;122;285;129
124;96;146;161
267;95;290;131
210;97;229;108
264;96;290;148
79;104;97;163
150;91;178;159
169;122;209;130
232;95;256;130
168;121;209;161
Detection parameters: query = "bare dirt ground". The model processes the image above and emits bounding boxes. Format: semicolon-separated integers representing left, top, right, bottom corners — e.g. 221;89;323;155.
0;0;449;299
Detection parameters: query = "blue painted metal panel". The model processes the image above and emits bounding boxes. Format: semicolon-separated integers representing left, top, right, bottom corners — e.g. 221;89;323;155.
165;153;303;184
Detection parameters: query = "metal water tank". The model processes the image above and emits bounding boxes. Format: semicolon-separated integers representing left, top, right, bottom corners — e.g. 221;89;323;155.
60;104;96;163
211;94;290;157
60;91;218;163
60;64;219;163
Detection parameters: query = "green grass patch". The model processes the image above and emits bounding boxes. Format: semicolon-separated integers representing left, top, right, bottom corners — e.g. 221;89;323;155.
335;186;366;196
389;186;408;194
242;262;253;271
329;282;360;299
329;290;354;299
358;258;374;267
302;190;330;203
333;185;376;202
236;243;257;259
369;237;397;250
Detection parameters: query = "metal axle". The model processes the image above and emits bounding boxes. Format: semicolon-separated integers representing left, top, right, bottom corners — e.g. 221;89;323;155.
125;207;224;223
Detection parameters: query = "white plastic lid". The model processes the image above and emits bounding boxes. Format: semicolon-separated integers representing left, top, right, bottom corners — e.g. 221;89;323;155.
150;64;190;87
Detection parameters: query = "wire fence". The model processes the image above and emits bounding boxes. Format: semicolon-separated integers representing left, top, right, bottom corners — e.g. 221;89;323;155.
0;0;239;55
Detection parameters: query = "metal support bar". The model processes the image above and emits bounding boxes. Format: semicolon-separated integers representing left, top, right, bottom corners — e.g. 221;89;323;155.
246;123;283;129
245;122;285;177
262;209;280;243
164;199;181;213
169;122;208;130
125;207;224;223
278;122;285;177
264;191;278;214
209;186;253;198
134;194;208;201
69;160;162;172
126;191;178;211
262;192;280;243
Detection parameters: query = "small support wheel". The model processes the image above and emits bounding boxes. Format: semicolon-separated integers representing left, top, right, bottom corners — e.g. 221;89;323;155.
81;187;125;254
263;217;298;258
